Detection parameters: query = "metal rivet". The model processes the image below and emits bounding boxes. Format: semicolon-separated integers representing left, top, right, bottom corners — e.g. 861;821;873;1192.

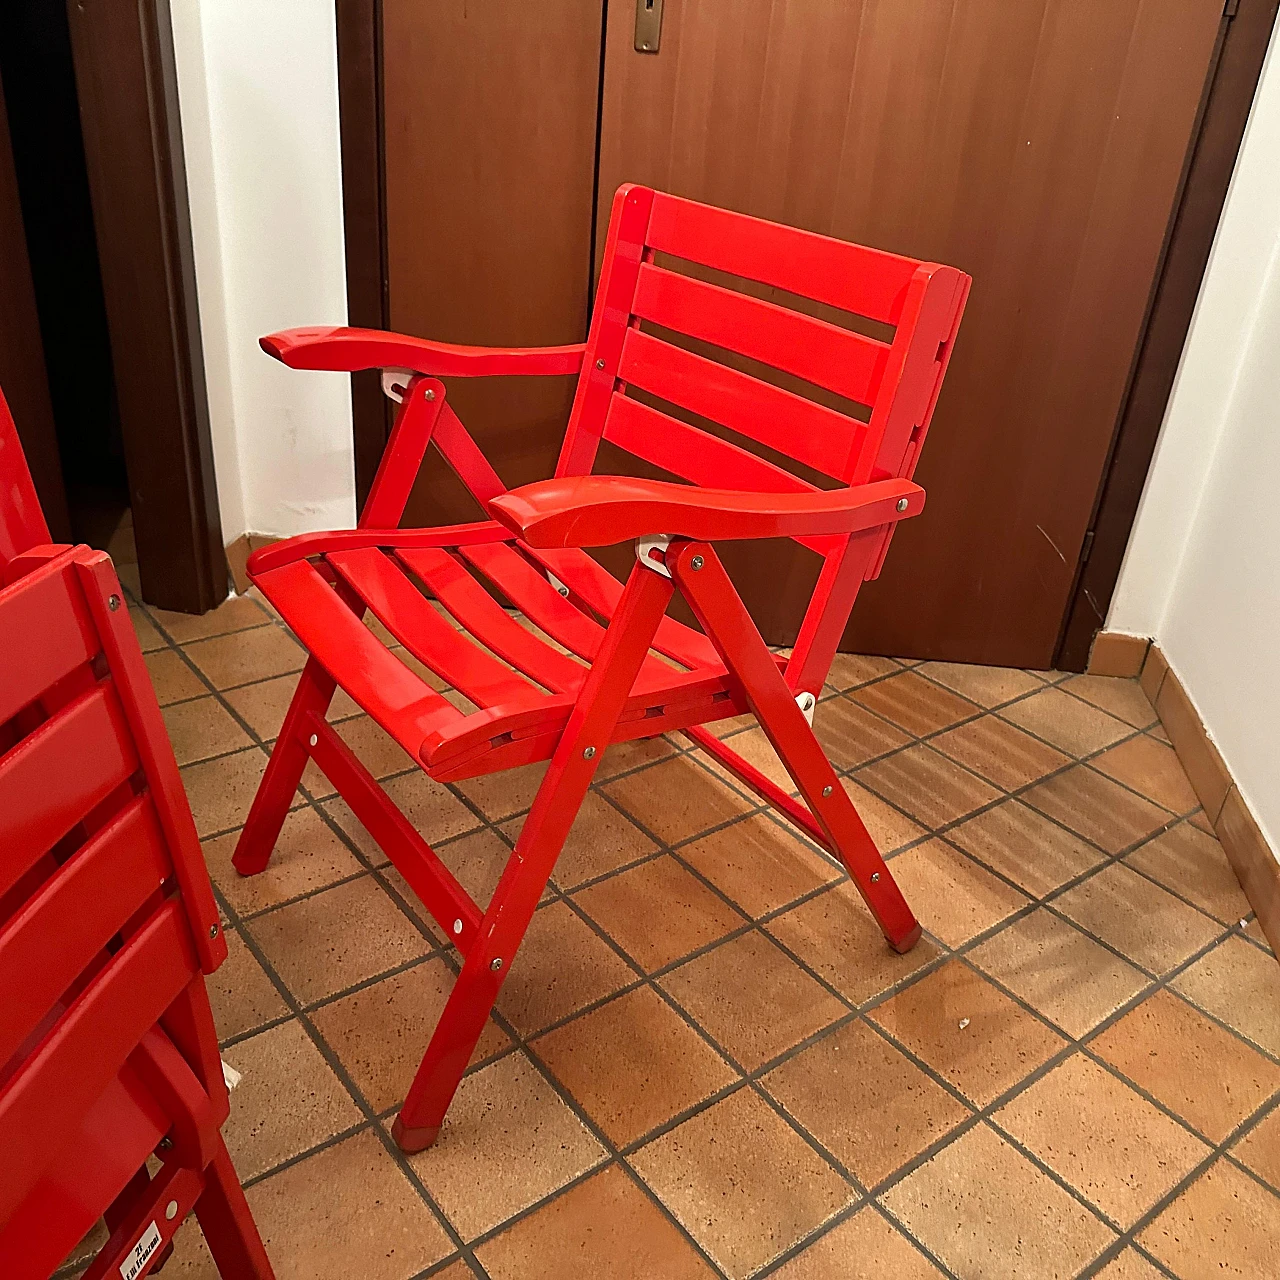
424;388;436;401
822;785;832;797
896;497;909;513
108;594;121;612
209;924;219;939
309;734;318;747
158;1136;173;1151
165;1200;179;1221
871;872;881;883
595;358;606;370
490;957;504;972
582;745;596;759
453;918;463;935
690;555;705;571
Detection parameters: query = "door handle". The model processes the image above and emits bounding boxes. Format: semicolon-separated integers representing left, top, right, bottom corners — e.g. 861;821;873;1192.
635;0;663;53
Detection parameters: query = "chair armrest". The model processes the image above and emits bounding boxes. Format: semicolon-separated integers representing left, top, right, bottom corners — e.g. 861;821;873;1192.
488;475;925;548
260;326;587;378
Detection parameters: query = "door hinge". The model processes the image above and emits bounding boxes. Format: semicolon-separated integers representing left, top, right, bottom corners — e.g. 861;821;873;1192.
1078;530;1096;567
1224;0;1239;17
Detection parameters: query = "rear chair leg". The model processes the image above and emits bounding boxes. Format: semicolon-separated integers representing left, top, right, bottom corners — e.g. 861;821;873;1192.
193;1144;274;1278
233;658;336;876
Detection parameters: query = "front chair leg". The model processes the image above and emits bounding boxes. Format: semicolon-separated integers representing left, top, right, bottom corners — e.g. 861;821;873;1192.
670;541;921;953
393;554;674;1151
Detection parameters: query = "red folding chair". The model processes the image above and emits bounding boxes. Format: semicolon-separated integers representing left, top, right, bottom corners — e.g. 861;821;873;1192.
234;185;971;1151
0;386;69;586
0;546;273;1279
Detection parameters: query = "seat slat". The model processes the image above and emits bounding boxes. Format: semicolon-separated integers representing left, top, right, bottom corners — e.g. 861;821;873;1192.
254;560;463;757
632;263;890;409
396;547;588;695
0;683;138;902
620;328;863;482
601;395;839;556
327;548;543;711
646;191;920;326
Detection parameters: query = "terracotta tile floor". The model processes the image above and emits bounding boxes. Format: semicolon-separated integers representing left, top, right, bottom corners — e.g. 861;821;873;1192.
62;586;1280;1280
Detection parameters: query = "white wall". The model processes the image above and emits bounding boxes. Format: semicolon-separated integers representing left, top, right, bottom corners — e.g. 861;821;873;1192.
172;0;355;545
1110;23;1280;850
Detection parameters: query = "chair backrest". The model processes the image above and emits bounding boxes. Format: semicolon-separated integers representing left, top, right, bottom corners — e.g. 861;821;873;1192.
0;383;52;575
0;547;225;1222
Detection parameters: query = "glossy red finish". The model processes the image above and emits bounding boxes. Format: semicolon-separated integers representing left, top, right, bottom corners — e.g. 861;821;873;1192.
238;185;969;1148
0;385;61;582
0;550;271;1278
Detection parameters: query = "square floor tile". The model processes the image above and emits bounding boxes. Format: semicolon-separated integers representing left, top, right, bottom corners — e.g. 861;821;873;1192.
1171;936;1280;1056
220;1020;363;1179
182;747;273;838
431;827;515;909
994;1054;1208;1227
1091;735;1199;815
1093;1250;1168;1279
574;855;745;972
495;901;636;1036
1053;863;1222;976
311;958;511;1113
532;987;738;1147
404;1051;605;1240
969;910;1149;1039
203;806;365;917
868;961;1064;1106
129;603;166;652
1059;675;1158;730
244;1129;452;1279
162;695;252;766
680;814;840;919
1000;686;1132;758
455;760;547;821
184;625;304;690
881;1123;1115;1278
826;653;901;691
1138;1159;1280;1278
660;931;847;1071
917;661;1044;709
532;790;659;890
771;1208;945;1279
603;755;748;845
763;1020;969;1187
766;883;941;1007
886;840;1028;948
474;1164;716;1280
1091;989;1280;1143
930;715;1070;793
1233;1105;1280;1191
144;648;208;705
703;726;799;795
946;801;1104;899
149;594;272;645
380;772;484;846
842;779;929;854
248;875;433;1006
813;696;912;769
592;735;678;781
1244;917;1274;954
207;929;288;1043
1125;823;1252;924
331;715;417;781
225;673;360;742
1021;766;1170;854
857;745;1001;832
849;670;978;737
630;1087;854;1280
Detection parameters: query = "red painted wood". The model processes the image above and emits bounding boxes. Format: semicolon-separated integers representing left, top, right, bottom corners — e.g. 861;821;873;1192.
431;401;508;506
359;376;446;528
247;519;510;575
0;385;52;574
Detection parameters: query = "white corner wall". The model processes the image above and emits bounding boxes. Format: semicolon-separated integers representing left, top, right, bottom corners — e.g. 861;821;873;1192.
1110;22;1280;850
171;0;355;545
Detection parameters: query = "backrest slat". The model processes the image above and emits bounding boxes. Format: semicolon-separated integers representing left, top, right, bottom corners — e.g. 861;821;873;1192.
0;387;51;575
632;263;891;408
618;328;864;482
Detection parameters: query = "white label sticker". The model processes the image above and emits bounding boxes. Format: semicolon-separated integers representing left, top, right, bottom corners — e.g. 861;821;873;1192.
119;1221;162;1280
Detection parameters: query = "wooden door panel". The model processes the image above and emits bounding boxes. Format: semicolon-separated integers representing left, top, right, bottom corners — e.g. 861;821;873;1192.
597;0;1224;666
383;0;603;526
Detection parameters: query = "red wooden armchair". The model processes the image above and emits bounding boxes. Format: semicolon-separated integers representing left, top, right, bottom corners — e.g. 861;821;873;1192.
0;387;69;586
0;547;273;1279
235;185;971;1152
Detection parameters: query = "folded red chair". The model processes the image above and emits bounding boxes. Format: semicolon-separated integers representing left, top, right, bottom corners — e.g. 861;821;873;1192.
235;185;971;1151
0;538;273;1273
0;388;70;586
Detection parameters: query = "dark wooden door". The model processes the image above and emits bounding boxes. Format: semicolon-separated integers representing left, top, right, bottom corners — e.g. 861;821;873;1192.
594;0;1226;667
382;0;604;526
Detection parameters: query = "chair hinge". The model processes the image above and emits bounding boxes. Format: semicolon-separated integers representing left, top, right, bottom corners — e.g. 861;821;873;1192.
381;368;415;403
1078;529;1095;567
795;691;817;725
636;534;672;577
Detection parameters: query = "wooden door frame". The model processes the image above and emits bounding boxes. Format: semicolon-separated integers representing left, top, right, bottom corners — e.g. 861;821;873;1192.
64;0;226;613
335;0;1278;668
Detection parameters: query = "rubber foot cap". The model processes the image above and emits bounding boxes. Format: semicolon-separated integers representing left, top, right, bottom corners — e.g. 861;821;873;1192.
889;921;923;955
392;1115;442;1153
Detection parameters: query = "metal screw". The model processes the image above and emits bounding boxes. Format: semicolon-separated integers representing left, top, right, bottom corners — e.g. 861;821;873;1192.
165;1200;179;1221
690;555;705;571
583;745;597;759
209;924;219;939
108;594;121;612
596;358;606;370
453;918;463;935
896;497;909;513
871;872;881;883
424;388;436;401
490;957;504;972
158;1137;173;1151
309;734;318;747
822;785;832;797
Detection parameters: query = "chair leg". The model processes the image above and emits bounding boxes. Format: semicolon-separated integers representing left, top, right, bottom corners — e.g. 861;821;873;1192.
670;541;921;953
232;658;336;876
392;557;674;1151
192;1144;274;1279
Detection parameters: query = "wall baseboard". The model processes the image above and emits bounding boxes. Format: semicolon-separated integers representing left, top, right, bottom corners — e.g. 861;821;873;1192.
1139;641;1279;956
225;534;281;595
1087;631;1150;678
